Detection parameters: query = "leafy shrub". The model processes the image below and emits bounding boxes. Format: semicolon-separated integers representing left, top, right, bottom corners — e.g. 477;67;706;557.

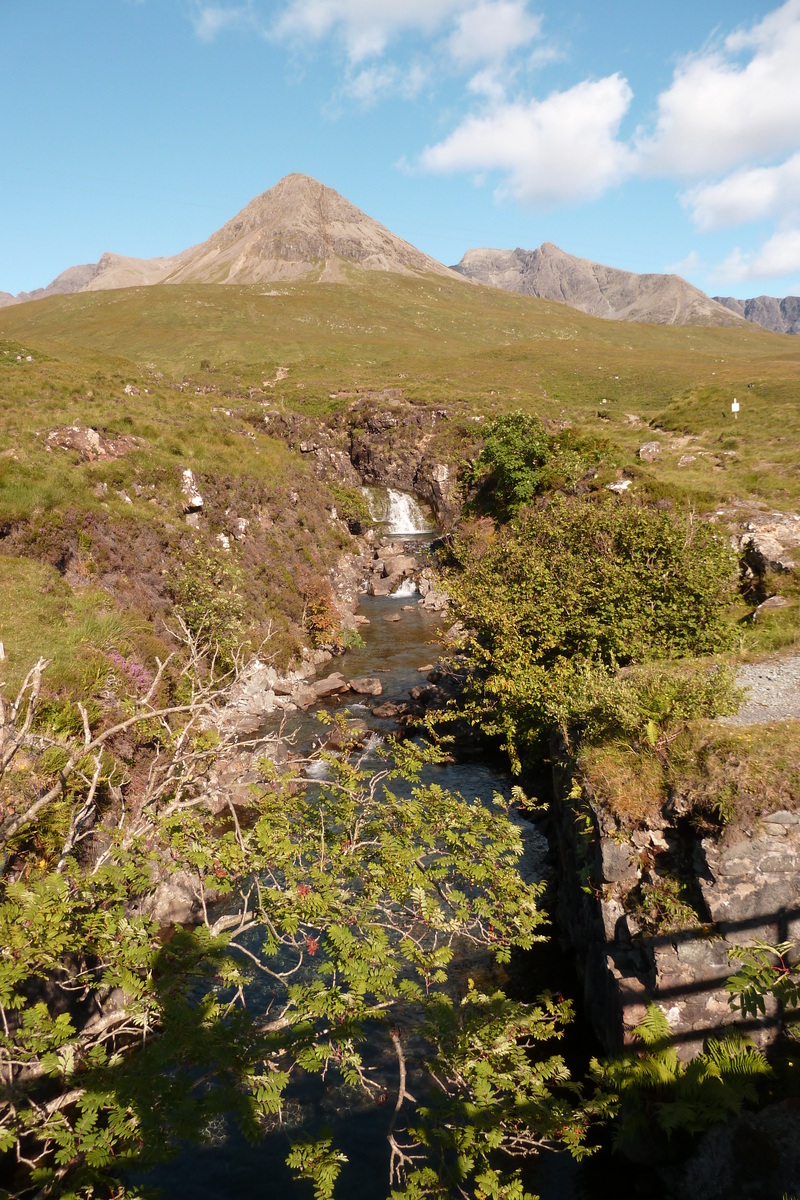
628;872;701;934
328;483;371;532
466;411;604;518
298;575;340;648
170;545;245;666
592;1004;771;1155
727;940;800;1018
563;660;742;748
0;663;597;1199
447;496;738;768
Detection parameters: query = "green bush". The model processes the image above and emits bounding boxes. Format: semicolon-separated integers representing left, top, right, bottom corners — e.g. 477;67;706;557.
561;660;742;748
592;1004;770;1155
466;411;604;518
447;496;738;768
169;545;246;666
328;483;371;530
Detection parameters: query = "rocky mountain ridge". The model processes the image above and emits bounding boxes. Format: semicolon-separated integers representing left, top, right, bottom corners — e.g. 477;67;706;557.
713;293;800;335
451;243;745;328
4;174;794;338
0;174;460;307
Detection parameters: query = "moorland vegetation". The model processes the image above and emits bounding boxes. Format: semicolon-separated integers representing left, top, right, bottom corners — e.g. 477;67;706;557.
2;275;800;1197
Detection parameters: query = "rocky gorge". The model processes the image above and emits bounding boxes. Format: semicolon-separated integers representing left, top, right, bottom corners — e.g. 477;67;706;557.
141;470;800;1197
169;464;800;1073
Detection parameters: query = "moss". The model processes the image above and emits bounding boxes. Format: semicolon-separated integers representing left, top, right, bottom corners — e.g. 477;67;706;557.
579;717;800;834
579;741;666;826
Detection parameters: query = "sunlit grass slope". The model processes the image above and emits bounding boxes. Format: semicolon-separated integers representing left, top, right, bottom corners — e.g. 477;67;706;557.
2;273;799;506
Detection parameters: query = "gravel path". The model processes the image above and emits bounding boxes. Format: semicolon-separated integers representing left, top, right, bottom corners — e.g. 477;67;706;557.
719;654;800;726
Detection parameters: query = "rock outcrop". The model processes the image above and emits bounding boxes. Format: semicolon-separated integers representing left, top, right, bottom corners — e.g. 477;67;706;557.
734;512;800;576
714;294;800;335
261;393;466;527
46;425;143;461
348;400;460;525
551;745;799;1061
452;243;746;327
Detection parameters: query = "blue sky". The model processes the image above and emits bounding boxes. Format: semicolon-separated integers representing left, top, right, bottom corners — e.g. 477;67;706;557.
2;0;800;299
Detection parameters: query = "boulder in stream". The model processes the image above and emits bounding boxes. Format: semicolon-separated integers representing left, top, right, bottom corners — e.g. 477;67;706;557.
312;673;351;699
382;555;417;578
420;589;448;611
291;683;320;710
324;719;370;749
349;676;383;696
368;577;396;597
373;701;408;718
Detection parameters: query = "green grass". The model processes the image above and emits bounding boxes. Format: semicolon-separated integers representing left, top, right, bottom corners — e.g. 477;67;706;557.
578;714;800;833
1;273;799;714
0;556;134;694
2;274;799;508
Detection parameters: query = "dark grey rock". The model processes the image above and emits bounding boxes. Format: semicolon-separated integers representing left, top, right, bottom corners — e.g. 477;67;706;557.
714;293;800;335
664;1101;800;1199
600;839;639;884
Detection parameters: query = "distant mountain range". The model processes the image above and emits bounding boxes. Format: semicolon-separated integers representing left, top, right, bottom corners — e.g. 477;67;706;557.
450;244;745;328
712;294;800;336
1;173;795;335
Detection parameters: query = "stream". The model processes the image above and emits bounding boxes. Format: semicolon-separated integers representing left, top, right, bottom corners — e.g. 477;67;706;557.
143;490;591;1200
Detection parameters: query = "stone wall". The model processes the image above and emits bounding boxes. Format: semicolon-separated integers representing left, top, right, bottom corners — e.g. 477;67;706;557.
551;748;796;1059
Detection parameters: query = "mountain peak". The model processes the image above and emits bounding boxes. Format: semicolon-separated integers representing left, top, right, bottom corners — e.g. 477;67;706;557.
452;243;745;328
2;174;460;305
162;174;459;286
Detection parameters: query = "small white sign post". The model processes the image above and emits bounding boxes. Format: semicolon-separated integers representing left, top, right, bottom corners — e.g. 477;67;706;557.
731;398;740;419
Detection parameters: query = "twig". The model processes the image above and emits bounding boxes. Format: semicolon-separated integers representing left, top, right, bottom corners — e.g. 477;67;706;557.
388;1029;418;1186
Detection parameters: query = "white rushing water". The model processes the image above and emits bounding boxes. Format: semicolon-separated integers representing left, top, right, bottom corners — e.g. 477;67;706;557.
392;576;420;598
361;486;436;536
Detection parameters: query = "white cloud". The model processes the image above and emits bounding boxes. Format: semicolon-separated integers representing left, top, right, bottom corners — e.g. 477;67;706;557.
715;228;800;282
447;1;542;66
273;0;473;62
190;2;264;41
683;154;800;231
341;61;430;103
420;74;634;207
273;0;549;67
467;68;508;103
639;0;800;177
664;250;701;277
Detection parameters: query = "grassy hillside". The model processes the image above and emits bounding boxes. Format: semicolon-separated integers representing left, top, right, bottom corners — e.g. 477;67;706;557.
0;319;357;694
2;272;799;508
2;272;799;696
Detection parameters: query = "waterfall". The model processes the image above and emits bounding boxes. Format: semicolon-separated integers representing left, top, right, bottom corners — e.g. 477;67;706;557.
361;487;436;536
392;576;419;597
